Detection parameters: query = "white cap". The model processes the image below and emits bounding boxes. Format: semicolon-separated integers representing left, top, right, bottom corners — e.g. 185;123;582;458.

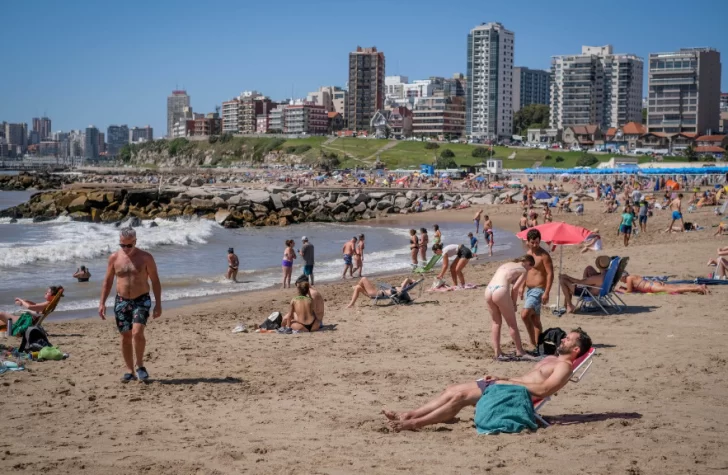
301;236;308;241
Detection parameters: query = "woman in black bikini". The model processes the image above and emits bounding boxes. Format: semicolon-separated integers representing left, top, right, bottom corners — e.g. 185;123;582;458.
288;281;320;332
409;229;419;266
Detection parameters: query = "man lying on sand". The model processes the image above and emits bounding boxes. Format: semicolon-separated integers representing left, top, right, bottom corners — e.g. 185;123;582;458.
618;273;709;295
346;277;416;308
559;255;611;313
383;328;592;432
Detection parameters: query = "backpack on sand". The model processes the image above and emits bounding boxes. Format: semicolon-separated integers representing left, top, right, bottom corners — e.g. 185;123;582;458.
19;325;52;353
259;312;283;330
538;328;567;356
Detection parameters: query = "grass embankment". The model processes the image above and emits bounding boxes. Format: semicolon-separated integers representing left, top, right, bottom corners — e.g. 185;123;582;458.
130;136;633;170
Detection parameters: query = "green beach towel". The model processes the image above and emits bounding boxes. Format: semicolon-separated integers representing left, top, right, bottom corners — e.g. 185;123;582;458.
11;312;34;337
474;384;538;435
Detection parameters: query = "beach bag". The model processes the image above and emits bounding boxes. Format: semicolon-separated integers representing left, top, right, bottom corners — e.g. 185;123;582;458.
19;325;52;353
259;312;282;330
538;328;566;356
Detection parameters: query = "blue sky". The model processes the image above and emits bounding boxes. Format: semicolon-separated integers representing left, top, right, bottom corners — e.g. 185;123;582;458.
1;0;725;137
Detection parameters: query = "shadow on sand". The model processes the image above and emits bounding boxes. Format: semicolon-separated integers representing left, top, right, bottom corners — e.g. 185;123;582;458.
156;377;244;385
545;412;642;426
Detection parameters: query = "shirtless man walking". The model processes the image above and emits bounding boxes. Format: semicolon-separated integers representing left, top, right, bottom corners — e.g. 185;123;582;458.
383;328;592;431
342;237;357;279
99;228;162;382
473;208;484;233
665;193;685;233
520;229;553;349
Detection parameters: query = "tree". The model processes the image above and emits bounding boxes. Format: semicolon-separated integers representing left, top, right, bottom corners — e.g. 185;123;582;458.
119;144;132;163
642;108;647;123
440;148;455;158
471;147;490;158
513;104;550;135
685;145;698;162
436;155;457;168
424;142;440;150
576;154;599;167
555;156;565;163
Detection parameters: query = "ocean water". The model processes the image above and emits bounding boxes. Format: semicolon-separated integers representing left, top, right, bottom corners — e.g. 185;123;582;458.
0;191;521;320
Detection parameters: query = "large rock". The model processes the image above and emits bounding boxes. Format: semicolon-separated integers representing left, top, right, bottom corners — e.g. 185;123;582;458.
332;203;349;214
278;208;292;218
226;194;249;206
350;192;369;204
125;189;158;207
271;193;284;210
298;194;315;203
367;199;377;209
68;196;90;213
90;208;102;223
69;211;91;222
190;198;215;211
251;203;269;214
101;210;125;223
368;192;390;199
215;209;231;225
405;190;419;201
394;196;410;209
246;190;271;205
180;176;193;186
353;202;367;213
211;196;226;207
376;200;393;211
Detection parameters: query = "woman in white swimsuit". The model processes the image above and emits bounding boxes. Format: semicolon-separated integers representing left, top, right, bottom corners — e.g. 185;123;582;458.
484;255;534;360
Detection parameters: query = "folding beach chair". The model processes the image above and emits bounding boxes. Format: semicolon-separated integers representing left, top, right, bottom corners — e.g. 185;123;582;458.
413;254;441;275
372;278;424;306
574;257;629;315
533;347;597;427
35;288;64;327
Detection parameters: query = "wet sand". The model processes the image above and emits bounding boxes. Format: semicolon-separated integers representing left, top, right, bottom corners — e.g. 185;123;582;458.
3;199;728;474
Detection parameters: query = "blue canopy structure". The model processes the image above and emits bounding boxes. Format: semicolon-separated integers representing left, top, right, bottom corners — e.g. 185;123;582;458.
534;191;551;199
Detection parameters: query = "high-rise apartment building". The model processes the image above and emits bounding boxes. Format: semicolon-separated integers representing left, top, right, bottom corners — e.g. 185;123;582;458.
647;48;722;135
39;117;51;140
721;92;728;112
129;126;153;143
167;90;190;137
84;126;99;159
348;46;385;131
466;22;515;140
550;45;643;130
412;94;466;138
4;123;28;153
107;125;130;157
98;132;105;155
513;67;550;112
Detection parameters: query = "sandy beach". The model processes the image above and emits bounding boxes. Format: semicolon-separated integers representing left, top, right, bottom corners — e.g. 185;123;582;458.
3;200;728;475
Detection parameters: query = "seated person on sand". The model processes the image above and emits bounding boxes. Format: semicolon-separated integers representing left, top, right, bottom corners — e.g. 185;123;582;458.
714;222;728;237
346;277;416;308
73;265;91;282
618;273;709;295
283;274;325;327
279;280;320;332
707;246;728;278
382;329;592;432
0;286;64;337
580;228;602;253
559;255;611;313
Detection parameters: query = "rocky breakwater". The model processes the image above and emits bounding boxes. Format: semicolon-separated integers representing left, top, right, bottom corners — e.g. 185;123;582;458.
0;172;72;191
0;186;594;227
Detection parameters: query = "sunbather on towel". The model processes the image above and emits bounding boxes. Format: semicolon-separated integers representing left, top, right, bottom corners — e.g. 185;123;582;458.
618;273;709;295
282;274;325;328
383;328;592;432
346;277;416;308
559;255;611;313
0;286;64;336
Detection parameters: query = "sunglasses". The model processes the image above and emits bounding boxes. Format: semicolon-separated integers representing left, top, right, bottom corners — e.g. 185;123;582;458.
119;243;135;249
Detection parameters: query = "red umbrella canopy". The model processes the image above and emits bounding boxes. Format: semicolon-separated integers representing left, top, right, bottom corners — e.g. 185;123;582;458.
516;222;593;245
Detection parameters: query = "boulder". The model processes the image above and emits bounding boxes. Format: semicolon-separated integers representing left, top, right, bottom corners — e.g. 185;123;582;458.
298;194;315;203
167;208;183;218
332;203;349;215
278;217;290;227
353;202;367;213
245;190;271;205
368;192;389;199
68;196;90;213
90;208;102;223
215;209;232;225
190;198;215;211
394;196;410;209
180;176;193;186
69;211;91;222
336;195;350;205
351;192;369;204
212;196;226;207
251;203;269;214
367;199;378;209
192;177;205;187
376;201;393;211
405;190;419;201
271;193;284;210
125;189;158;207
278;208;292;218
227;194;250;207
101;210;125;223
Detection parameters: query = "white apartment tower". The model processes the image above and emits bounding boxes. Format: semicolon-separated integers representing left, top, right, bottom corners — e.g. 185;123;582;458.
550;45;643;130
466;22;514;140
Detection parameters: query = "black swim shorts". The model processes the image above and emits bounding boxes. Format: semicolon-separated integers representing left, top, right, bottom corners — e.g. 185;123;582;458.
114;293;152;333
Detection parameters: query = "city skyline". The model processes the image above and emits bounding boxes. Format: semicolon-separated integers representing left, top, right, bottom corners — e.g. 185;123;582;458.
1;0;726;136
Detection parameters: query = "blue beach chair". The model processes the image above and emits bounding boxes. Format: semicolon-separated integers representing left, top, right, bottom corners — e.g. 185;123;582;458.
574;257;629;314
